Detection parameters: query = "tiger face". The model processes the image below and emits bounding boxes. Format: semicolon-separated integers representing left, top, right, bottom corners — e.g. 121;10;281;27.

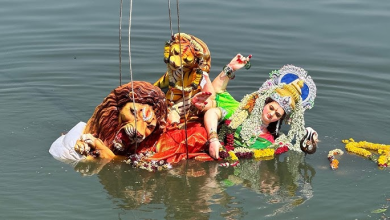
113;102;157;151
165;40;200;72
163;33;211;85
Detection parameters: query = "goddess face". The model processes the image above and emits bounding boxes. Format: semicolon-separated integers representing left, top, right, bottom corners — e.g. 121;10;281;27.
262;101;285;125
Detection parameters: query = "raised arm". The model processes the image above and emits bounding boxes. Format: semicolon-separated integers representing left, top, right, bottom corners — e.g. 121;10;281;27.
212;54;252;93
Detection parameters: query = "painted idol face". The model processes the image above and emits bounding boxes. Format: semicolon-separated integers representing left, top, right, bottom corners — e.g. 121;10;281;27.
262;101;285;125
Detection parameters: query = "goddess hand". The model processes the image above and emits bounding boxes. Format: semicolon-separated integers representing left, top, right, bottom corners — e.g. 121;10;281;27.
191;91;212;111
227;53;252;71
209;139;221;159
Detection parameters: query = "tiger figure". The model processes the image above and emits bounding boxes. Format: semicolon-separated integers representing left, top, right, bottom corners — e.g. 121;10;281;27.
153;33;211;126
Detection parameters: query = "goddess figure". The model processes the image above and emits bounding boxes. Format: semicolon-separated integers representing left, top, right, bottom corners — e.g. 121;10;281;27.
192;54;318;159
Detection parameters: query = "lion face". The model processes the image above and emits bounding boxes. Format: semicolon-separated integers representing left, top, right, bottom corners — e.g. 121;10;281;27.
113;102;157;151
83;81;167;156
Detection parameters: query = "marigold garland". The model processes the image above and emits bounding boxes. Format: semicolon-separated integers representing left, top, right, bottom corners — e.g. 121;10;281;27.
218;139;283;166
220;147;275;161
327;149;344;170
228;151;239;161
342;138;390;168
253;148;275;158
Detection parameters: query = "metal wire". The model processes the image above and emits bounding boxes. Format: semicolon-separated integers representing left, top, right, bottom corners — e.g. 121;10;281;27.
168;0;173;37
128;0;138;153
175;0;189;159
119;0;123;86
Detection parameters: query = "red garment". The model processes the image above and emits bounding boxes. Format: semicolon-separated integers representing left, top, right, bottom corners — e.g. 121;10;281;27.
259;132;275;143
144;122;214;163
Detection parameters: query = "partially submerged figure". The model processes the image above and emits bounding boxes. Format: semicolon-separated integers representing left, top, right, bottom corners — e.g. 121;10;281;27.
49;39;318;171
49;81;168;162
193;54;319;159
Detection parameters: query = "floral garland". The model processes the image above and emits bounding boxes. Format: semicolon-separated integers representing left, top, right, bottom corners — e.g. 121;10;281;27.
236;86;280;144
228;92;259;129
279;98;306;151
342;138;390;168
218;145;289;167
327;149;344;170
217;119;289;166
125;151;172;172
227;83;306;152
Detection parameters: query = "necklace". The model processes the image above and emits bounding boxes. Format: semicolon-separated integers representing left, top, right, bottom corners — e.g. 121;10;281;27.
253;123;268;135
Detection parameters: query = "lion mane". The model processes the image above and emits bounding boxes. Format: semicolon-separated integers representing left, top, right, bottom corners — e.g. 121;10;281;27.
84;81;167;153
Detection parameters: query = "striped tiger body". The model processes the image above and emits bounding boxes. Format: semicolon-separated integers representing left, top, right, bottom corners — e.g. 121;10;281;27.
154;33;211;121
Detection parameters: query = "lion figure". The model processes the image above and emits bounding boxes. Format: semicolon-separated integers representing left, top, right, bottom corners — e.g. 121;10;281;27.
82;81;167;156
49;81;167;161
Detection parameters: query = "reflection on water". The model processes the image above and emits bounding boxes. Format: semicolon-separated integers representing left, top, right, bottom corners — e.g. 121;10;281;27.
219;152;315;217
67;151;315;219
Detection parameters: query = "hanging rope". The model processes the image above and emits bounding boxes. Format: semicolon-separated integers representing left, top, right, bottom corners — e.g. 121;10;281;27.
120;0;139;153
119;0;189;156
174;0;190;159
119;0;123;86
168;0;173;38
128;0;139;153
128;0;134;84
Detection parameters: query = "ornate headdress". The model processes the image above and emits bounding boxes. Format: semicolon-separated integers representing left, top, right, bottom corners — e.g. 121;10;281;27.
229;65;317;152
261;64;316;113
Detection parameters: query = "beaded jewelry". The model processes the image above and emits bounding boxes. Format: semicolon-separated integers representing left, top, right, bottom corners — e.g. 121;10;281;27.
208;131;219;140
223;65;235;80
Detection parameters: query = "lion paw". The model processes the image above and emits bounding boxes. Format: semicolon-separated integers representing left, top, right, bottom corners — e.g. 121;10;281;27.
75;134;97;156
75;140;91;156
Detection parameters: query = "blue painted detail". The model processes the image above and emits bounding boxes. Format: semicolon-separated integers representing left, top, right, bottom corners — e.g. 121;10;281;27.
280;73;309;101
301;84;309;100
280;73;298;84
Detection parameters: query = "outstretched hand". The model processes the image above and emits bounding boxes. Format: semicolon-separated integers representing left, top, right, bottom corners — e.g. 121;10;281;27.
227;54;252;71
191;91;212;111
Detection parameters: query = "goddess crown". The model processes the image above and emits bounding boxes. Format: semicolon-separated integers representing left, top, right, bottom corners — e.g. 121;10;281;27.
259;64;317;115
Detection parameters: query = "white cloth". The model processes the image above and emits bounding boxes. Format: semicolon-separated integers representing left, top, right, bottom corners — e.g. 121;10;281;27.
200;71;208;88
49;122;87;162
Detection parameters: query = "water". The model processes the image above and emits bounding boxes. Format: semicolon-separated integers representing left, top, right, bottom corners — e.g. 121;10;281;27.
1;0;390;219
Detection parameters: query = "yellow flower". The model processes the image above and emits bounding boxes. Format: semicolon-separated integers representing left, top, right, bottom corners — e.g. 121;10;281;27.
253;149;275;159
377;155;388;166
343;138;390;167
345;144;372;158
228;151;238;161
330;159;339;170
